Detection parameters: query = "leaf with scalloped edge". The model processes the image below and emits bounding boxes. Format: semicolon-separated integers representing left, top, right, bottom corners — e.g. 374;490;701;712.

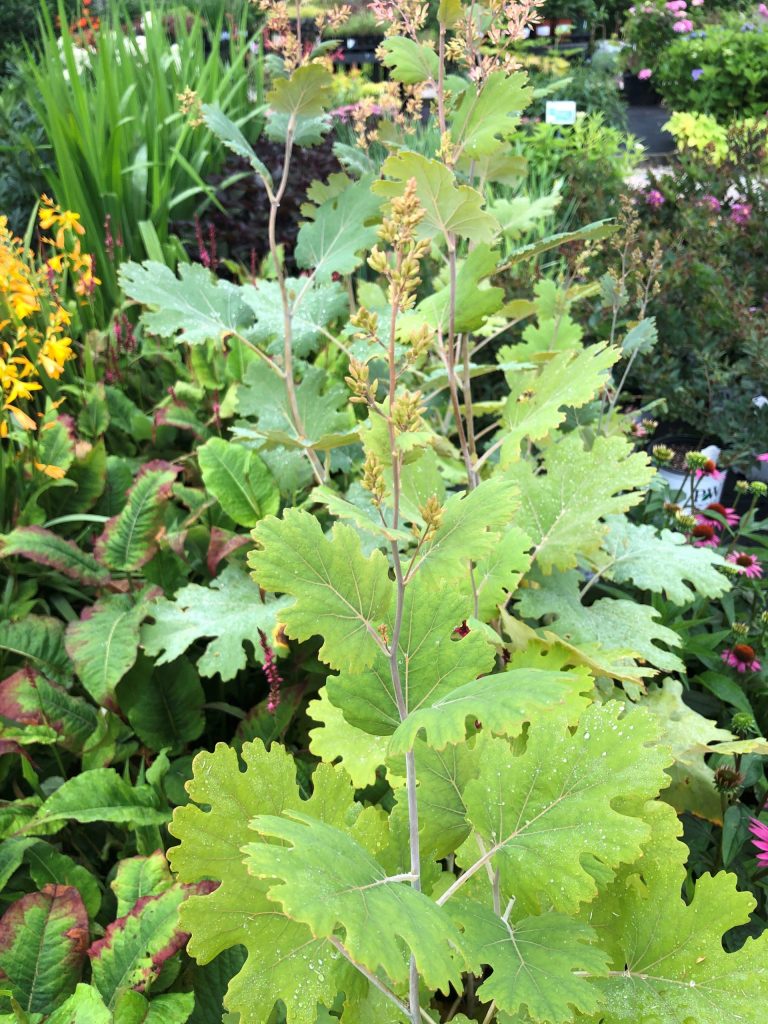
244;811;465;993
506;434;655;572
0;885;88;1013
141;564;290;681
625;677;737;824
517;570;684;675
294;175;382;281
240;277;348;358
379;37;439;83
249;509;393;674
473;526;532;618
449;899;608;1023
458;703;671;916
373;151;499;244
235;362;356;453
169;742;382;1024
597;515;731;605
327;573;495;736
450;71;531;157
119;261;250;345
499;343;620;466
307;688;391;788
267;64;334;117
583;801;768;1024
389;665;593;753
389;739;479;859
414;475;521;588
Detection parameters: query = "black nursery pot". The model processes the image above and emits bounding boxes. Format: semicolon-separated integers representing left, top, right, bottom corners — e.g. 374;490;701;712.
622;72;661;106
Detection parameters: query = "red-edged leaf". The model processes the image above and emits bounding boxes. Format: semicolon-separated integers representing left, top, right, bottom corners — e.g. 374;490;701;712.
94;461;179;572
110;850;174;917
0;527;110;586
0;884;88;1013
0;669;97;751
206;527;251;576
87;881;215;1004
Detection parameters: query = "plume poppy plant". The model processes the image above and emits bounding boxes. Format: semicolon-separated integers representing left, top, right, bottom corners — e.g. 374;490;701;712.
721;644;762;673
726;552;763;579
750;818;768;866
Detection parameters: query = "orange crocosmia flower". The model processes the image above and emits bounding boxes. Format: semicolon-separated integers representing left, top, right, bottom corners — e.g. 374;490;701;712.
57;210;85;236
34;461;66;479
47;253;67;274
7;405;37;431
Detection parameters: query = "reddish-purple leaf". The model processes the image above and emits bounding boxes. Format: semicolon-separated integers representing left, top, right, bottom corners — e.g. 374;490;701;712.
0;526;110;586
206;527;251;576
0;885;88;1012
0;670;97;751
87;881;215;1002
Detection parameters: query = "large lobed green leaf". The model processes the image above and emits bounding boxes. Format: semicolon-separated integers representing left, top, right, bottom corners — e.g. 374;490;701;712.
457;703;672;915
169;741;383;1023
507;434;655;572
119;261;251;345
518;570;684;676
582;802;768;1023
249;509;393;674
244;813;465;993
141;564;291;682
597;516;731;605
294;175;382;281
373;151;499;244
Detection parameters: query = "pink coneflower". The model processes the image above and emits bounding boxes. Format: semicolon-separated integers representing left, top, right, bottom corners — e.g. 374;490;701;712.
721;644;762;673
726;552;763;578
695;458;723;480
757;452;768;462
731;203;752;225
645;189;665;207
692;520;720;547
638;68;653;80
702;501;739;526
750;818;768;866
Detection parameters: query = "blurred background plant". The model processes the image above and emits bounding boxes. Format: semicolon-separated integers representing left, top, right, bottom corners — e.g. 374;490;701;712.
20;0;263;312
656;18;768;119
